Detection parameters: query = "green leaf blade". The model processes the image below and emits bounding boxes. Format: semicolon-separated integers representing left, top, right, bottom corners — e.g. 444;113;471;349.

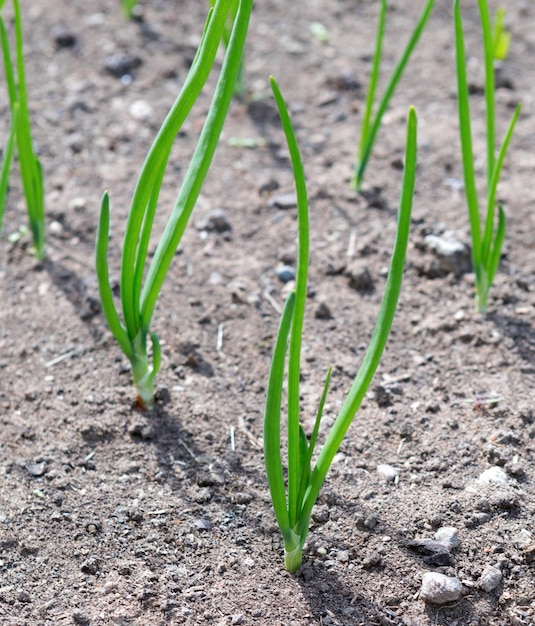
264;292;296;537
270;76;310;527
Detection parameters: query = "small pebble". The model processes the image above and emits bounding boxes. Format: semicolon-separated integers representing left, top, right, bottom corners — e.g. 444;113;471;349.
422;234;472;276
435;526;460;549
407;538;452;566
194;518;212;531
195;208;232;233
362;551;382;568
80;556;100;575
17;590;31;603
420;572;463;604
129;100;153;121
276;265;295;283
128;421;154;440
72;612;90;626
476;466;508;485
335;550;349;563
52;25;77;48
345;262;374;292
376;464;400;483
315;301;333;320
267;192;297;209
479;566;502;592
490;491;518;510
26;461;47;477
512;529;532;549
104;52;142;78
49;220;63;236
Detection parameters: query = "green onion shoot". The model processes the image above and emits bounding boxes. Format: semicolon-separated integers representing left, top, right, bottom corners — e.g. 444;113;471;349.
0;0;45;259
454;0;521;313
352;0;433;191
96;0;253;409
265;76;417;572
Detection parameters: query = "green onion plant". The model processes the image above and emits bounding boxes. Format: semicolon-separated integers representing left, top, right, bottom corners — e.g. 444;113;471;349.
454;0;520;313
96;0;252;409
0;0;45;259
352;0;433;191
264;77;417;572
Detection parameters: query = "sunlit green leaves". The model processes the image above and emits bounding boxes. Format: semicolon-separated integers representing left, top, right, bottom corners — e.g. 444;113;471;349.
0;0;45;259
264;77;417;571
96;0;253;408
454;0;520;313
352;0;433;191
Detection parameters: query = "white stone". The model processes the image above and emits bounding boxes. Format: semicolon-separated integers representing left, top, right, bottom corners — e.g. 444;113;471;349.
376;464;400;482
420;572;463;605
477;466;508;485
129;100;153;121
512;529;532;549
435;526;460;549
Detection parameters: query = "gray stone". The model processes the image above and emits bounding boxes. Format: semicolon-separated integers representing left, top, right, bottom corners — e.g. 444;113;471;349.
435;526;460;549
345;262;374;292
195;208;232;233
479;566;502;592
276;265;295;283
407;539;453;566
512;529;532;549
420;572;463;604
423;234;472;276
267;193;297;209
315;301;333;320
104;53;142;78
26;462;47;477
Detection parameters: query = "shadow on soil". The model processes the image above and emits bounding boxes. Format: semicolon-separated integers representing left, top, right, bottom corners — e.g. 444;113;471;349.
488;313;535;366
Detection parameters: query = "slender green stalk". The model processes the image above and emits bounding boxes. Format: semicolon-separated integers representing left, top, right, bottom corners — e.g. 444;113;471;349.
0;0;45;259
265;76;417;571
0;103;17;234
352;0;433;191
209;0;246;97
357;0;387;172
96;0;253;408
454;0;520;313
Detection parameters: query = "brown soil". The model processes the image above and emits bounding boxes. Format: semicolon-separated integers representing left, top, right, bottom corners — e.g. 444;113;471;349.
1;1;534;625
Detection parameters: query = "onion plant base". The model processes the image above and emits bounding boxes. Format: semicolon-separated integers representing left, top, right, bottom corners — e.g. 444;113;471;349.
130;331;161;411
283;529;303;573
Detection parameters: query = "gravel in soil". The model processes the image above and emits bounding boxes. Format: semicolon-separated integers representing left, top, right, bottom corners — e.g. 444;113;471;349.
1;1;534;624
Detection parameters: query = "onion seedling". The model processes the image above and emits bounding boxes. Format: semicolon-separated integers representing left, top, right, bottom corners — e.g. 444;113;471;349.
454;0;521;313
0;0;45;259
265;77;417;572
352;0;433;191
96;0;253;409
